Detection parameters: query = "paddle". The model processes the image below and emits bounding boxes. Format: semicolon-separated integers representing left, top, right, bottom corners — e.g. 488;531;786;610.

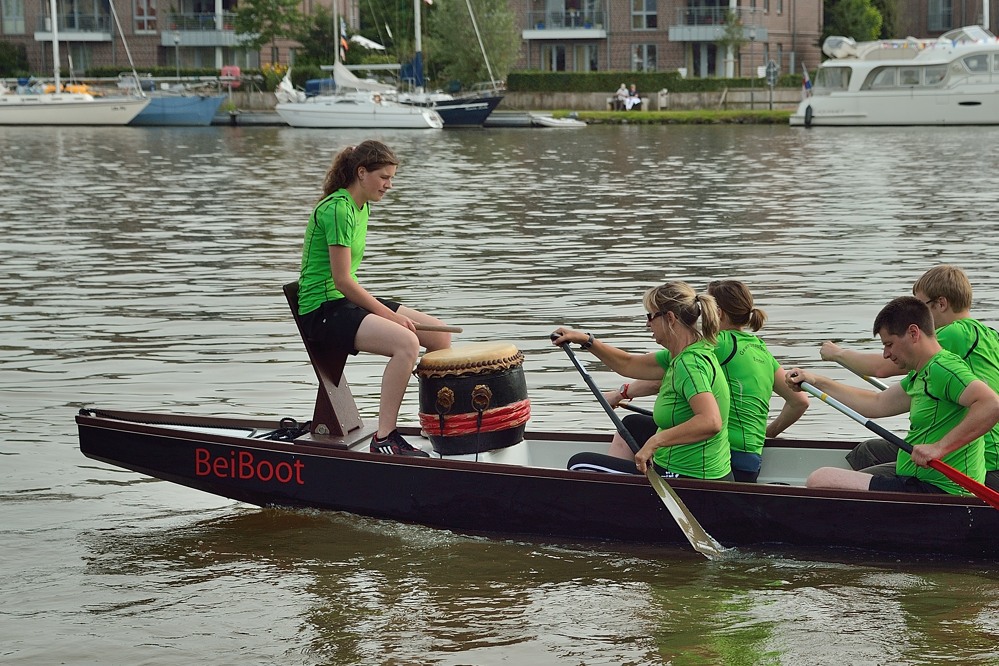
415;323;463;333
620;401;653;417
835;361;890;391
555;338;727;558
800;381;999;510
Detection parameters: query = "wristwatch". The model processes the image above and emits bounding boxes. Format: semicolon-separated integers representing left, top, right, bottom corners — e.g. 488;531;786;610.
581;332;594;350
619;383;630;400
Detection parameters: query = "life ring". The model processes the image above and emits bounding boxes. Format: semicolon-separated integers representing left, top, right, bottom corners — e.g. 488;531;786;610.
372;94;382;105
804;105;813;128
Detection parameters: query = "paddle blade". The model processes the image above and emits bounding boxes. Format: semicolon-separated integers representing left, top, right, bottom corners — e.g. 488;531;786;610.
646;468;728;560
928;460;999;510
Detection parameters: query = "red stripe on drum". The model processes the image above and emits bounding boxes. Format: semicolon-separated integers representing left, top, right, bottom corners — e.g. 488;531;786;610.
419;399;531;437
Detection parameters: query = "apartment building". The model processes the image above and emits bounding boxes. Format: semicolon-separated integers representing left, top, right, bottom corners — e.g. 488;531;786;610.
0;0;993;80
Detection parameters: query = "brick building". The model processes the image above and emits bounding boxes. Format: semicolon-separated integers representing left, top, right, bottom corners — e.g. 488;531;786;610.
0;0;993;81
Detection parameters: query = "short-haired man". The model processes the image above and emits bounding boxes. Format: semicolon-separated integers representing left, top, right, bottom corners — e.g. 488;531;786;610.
789;296;999;494
820;265;999;489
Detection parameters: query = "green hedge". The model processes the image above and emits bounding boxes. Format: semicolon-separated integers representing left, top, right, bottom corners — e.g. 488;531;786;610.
507;71;804;93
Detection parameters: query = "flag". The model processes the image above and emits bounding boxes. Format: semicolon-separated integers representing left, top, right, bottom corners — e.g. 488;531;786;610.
801;62;813;99
340;18;349;60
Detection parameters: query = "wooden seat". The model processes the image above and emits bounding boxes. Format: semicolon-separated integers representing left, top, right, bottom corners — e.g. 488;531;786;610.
283;281;370;447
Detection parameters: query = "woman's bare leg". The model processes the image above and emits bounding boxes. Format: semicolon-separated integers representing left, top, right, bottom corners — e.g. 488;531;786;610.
398;305;452;352
355;315;421;437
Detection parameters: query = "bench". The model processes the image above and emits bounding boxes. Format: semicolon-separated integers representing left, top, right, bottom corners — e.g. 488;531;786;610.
283;281;372;447
606;96;649;111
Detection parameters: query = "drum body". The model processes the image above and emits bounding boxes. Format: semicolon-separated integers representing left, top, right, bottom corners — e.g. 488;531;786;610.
416;342;530;455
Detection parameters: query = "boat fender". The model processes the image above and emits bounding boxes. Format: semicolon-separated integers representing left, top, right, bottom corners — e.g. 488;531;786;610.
804;105;813;128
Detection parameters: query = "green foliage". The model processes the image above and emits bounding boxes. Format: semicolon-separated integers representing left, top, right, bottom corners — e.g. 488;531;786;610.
507;71;804;93
424;0;520;90
0;41;30;77
716;9;747;51
234;0;309;51
295;5;337;66
823;0;883;42
88;65;223;78
871;0;899;38
569;109;792;124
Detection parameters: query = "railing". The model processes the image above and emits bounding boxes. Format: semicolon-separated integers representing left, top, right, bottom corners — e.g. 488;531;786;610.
673;6;760;26
36;14;111;32
166;12;237;32
527;10;606;30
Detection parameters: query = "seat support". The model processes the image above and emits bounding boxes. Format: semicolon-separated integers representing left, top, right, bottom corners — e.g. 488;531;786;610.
283;281;371;447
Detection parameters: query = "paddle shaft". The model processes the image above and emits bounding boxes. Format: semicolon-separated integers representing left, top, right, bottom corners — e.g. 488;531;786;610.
556;340;728;558
800;381;999;510
837;362;890;391
415;323;463;333
557;342;640;454
620;401;653;417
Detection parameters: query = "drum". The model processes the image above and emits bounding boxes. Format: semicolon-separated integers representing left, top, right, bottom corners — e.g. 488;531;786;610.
415;342;530;455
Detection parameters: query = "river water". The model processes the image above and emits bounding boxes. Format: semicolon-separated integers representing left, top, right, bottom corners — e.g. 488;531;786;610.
3;123;999;665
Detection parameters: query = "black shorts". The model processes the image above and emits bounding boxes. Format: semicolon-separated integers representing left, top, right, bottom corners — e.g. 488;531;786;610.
300;297;401;355
868;474;947;494
623;414;734;482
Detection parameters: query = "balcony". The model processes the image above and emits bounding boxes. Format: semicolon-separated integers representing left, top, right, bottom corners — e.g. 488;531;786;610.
34;14;112;42
162;12;244;48
668;6;766;43
523;10;607;40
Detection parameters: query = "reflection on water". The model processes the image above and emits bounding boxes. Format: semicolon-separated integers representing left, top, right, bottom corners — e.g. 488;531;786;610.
3;124;999;664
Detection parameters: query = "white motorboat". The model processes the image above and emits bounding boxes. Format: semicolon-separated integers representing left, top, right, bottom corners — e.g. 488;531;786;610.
530;113;586;128
0;0;148;126
791;25;999;127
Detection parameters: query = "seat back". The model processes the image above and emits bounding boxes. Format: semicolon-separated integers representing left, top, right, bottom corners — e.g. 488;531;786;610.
283;281;364;442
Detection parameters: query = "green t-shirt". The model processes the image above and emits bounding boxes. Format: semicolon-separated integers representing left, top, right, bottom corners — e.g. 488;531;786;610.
651;340;732;479
298;189;369;315
715;329;780;455
896;349;986;495
937;318;999;471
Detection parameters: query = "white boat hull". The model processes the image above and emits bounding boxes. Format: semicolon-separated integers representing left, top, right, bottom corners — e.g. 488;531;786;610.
0;93;150;126
791;88;999;126
276;96;443;129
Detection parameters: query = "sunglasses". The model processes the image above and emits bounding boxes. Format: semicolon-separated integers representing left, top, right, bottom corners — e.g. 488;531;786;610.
646;311;667;322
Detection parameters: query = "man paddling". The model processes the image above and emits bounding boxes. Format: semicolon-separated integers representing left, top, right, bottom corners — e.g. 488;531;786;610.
787;296;999;495
820;265;999;490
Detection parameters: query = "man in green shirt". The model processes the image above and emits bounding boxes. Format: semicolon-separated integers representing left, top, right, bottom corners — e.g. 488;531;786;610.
789;296;999;495
821;265;999;489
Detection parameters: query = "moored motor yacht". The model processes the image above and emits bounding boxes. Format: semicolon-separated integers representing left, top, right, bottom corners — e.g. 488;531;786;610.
791;25;999;127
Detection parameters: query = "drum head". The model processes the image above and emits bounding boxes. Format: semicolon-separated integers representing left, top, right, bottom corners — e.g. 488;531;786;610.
417;342;522;378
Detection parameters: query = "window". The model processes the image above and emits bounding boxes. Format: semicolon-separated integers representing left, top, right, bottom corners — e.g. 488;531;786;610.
2;0;25;33
866;67;897;89
815;66;850;92
633;43;656;71
899;67;919;85
134;0;156;32
573;43;598;72
541;44;566;71
963;54;988;72
928;0;952;32
924;65;946;84
631;0;656;29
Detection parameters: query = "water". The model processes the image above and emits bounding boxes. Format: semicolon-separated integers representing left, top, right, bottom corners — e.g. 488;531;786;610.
3;123;999;665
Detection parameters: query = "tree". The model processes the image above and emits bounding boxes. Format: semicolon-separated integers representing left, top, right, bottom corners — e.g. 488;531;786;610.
0;41;30;77
823;0;883;42
234;0;309;53
870;0;899;38
425;0;520;89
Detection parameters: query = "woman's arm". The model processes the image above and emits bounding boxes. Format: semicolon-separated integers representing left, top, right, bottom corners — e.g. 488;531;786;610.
550;328;663;380
329;245;415;330
765;367;810;438
634;392;722;473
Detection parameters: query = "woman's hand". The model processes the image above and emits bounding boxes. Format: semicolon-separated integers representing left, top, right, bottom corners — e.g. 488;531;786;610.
389;311;417;332
634;441;656;474
550;327;586;347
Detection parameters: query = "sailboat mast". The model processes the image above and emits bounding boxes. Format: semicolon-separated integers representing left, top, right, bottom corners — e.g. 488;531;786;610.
49;0;60;91
413;0;424;93
464;0;496;90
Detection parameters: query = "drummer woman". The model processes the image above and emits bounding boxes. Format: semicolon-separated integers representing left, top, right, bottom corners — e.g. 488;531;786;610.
298;140;452;456
551;282;733;480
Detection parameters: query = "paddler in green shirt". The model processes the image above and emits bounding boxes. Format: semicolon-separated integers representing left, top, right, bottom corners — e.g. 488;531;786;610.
820;265;999;490
789;296;999;495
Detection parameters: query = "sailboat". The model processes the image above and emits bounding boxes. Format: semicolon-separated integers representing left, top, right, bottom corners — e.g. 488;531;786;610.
274;62;443;129
0;0;149;125
274;3;443;130
396;0;505;127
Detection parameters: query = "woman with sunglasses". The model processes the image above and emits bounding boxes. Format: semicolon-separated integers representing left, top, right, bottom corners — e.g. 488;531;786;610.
598;280;809;482
551;282;733;480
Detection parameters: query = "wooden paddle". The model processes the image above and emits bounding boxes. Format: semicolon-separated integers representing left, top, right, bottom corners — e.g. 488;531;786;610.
800;381;999;510
556;339;728;558
415;323;463;333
